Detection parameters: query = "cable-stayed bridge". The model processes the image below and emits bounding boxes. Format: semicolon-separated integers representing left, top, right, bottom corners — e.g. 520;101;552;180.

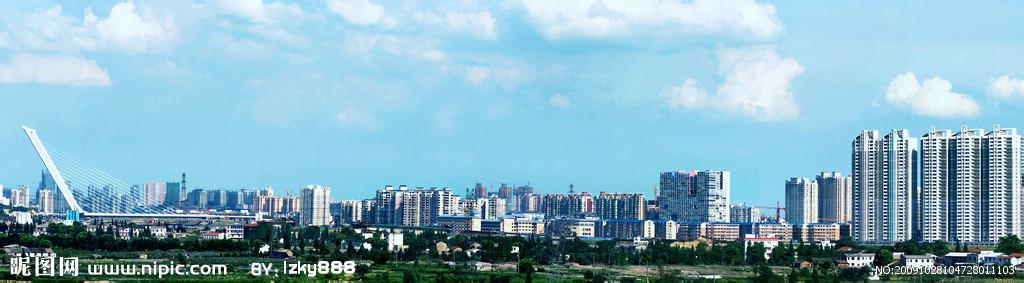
23;126;255;220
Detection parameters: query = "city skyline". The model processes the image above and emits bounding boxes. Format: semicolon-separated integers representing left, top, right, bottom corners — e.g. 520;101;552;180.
3;1;1024;206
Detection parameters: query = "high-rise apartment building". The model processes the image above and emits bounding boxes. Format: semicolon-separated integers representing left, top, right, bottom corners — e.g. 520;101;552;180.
730;203;760;223
474;195;507;220
473;183;488;199
10;186;29;208
852;129;919;244
254;195;300;214
785;177;818;224
542;192;593;218
595;192;645;220
300;185;332;226
373;185;457;227
816;171;851;223
512;184;535;212
143;182;166;207
981;126;1022;243
920;126;1022;244
37;189;54;214
333;200;363;224
659;170;730;222
187;189;208;209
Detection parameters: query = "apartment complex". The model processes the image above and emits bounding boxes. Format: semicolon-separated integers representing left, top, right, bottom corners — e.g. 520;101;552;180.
852;129;919;244
919;126;1022;244
371;185;458;227
595;192;645;220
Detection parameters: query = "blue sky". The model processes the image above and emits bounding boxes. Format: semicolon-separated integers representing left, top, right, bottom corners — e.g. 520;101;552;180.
2;0;1024;205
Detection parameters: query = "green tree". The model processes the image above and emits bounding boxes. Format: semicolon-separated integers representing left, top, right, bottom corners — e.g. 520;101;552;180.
873;249;893;267
996;235;1024;254
754;264;782;282
518;258;536;283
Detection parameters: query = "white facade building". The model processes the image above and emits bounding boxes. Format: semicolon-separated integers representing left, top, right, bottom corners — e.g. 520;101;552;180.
845;253;875;268
852;130;918;244
785;177;818;224
816;171;851;223
300;185;332;226
920;126;1022;244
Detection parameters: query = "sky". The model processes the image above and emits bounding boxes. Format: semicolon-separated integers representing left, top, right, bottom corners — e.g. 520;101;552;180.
2;0;1024;205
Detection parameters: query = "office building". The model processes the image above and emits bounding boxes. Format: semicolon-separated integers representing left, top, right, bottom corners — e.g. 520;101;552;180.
816;171;852;223
595;192;645;220
852;129;919;243
659;170;731;222
300;185;332;226
207;189;228;209
165;182;182;208
785;177;818;224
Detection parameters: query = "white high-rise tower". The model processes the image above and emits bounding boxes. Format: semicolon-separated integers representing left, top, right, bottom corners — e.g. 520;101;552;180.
852;129;919;244
785;177;818;224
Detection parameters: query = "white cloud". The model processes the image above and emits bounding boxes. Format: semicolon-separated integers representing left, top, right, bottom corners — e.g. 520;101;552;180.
663;47;803;121
420;49;447;62
215;0;302;24
342;33;447;64
335;108;378;129
5;2;176;53
414;10;497;39
521;0;781;40
663;78;707;110
86;1;177;53
215;0;303;25
0;54;111;86
549;94;571;109
988;74;1024;99
327;0;396;28
884;72;979;118
465;66;490;84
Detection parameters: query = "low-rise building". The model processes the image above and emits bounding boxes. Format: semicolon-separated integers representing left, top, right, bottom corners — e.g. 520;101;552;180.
601;219;654;239
753;223;793;241
202;231;226;240
943;252;977;266
743;234;780;260
795;223;840;243
547;218;598;238
652;220;678;240
903;254;936;268
436;215;482;234
703;222;741;242
504;219;545;235
845;253;874;268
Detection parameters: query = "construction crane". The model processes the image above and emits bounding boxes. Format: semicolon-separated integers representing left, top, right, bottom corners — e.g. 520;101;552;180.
754;201;787;222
